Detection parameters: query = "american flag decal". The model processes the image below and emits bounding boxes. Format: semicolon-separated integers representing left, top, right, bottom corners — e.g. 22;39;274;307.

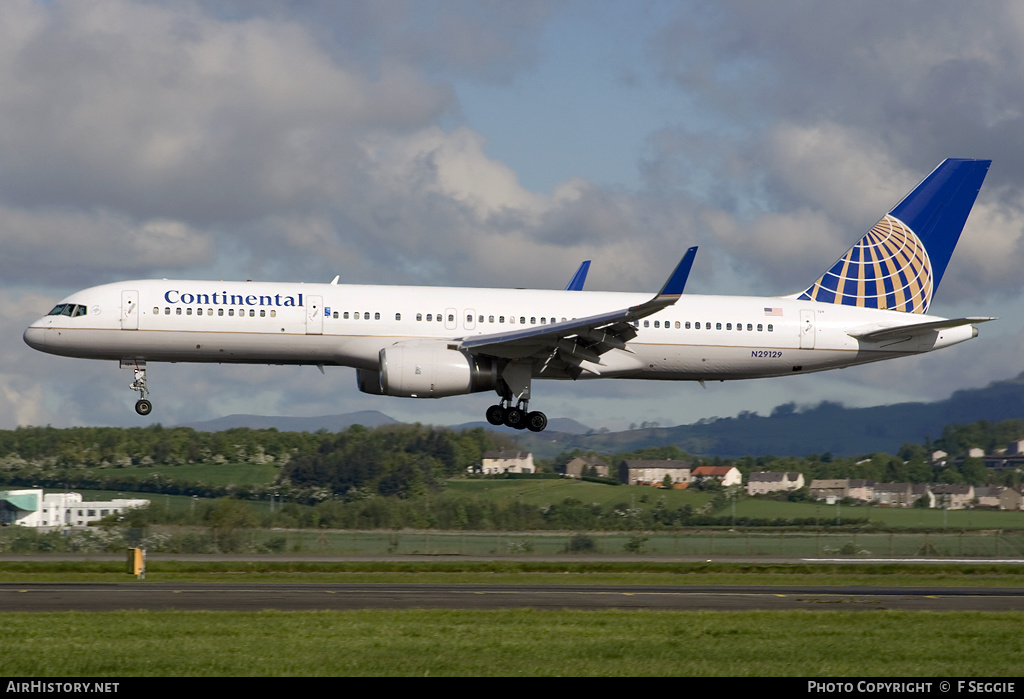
764;307;782;316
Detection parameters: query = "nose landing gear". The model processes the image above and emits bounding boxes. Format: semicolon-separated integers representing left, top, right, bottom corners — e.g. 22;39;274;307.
122;360;152;416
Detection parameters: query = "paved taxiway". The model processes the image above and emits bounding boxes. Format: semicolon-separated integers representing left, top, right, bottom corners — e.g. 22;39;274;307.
3;583;1024;612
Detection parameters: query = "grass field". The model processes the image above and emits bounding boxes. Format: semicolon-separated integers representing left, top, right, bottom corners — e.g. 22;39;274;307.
2;608;1022;676
3;561;1023;676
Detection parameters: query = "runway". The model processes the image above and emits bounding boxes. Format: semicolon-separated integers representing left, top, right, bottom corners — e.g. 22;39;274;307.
3;583;1024;612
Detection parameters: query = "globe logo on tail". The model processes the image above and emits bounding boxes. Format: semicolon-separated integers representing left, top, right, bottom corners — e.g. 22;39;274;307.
799;214;933;314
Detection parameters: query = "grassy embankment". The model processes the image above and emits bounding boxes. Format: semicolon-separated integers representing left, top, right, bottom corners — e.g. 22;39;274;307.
1;608;1021;676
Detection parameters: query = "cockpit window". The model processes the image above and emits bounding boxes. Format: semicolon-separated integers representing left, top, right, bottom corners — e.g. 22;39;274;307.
47;304;87;317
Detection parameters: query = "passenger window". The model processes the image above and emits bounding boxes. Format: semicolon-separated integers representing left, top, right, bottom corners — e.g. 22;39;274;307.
768;324;774;332
466;314;473;323
395;313;401;321
416;313;422;321
447;314;454;322
675;321;680;329
197;308;203;316
747;324;752;331
153;307;159;315
530;317;536;324
643;320;649;328
426;314;432;322
479;315;484;323
488;315;494;323
757;324;763;331
685;321;691;329
165;308;171;315
271;310;276;318
261;310;267;317
176;308;182;316
218;309;224;316
366;312;372;320
228;309;234;317
520;317;526;325
374;312;380;320
249;309;255;317
716;323;722;330
726;323;731;330
540;317;546;325
499;316;504;323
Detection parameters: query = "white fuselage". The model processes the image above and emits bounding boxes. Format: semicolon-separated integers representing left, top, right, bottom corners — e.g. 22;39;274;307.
23;278;977;384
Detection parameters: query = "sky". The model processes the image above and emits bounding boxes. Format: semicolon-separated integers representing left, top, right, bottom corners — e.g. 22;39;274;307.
5;0;1024;432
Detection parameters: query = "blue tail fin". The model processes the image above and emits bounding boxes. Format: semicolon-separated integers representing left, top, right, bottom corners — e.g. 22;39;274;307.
797;158;990;313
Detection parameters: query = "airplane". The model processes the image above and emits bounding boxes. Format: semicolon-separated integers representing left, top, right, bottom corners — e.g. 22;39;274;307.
24;158;992;432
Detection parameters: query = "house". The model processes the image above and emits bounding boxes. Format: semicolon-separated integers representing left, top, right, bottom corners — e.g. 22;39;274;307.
873;483;915;508
1006;440;1024;456
931;484;975;510
1001;487;1024;511
746;471;804;496
911;484;935;509
974;486;1003;509
563;456;610;479
618;460;692;487
809;479;849;503
480;451;535;474
690;465;742;488
846;480;876;502
0;489;149;528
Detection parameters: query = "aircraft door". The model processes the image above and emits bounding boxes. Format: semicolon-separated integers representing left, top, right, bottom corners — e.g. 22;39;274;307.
800;309;815;349
121;290;139;330
306;295;324;335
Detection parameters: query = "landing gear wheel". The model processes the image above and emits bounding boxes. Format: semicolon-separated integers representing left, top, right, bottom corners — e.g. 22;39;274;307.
526;411;548;432
503;406;526;429
135;399;153;416
485;404;507;426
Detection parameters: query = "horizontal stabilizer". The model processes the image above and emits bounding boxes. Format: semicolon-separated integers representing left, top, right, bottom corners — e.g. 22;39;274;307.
847;316;995;342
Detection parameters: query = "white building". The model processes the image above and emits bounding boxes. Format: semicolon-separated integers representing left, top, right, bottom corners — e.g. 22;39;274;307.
746;472;805;496
0;489;149;528
479;451;535;474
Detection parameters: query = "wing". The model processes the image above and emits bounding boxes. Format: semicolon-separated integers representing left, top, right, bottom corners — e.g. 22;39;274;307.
564;261;591;291
459;247;697;377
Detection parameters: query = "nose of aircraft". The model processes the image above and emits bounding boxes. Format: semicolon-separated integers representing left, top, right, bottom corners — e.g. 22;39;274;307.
23;325;47;351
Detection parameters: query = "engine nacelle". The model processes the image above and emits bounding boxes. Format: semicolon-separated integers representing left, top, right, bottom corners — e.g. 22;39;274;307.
378;345;497;398
355;368;386;395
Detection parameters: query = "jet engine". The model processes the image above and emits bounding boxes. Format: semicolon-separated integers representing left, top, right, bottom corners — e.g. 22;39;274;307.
366;345;498;398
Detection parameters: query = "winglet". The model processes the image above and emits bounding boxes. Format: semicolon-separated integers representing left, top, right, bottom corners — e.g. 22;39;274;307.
657;246;698;299
565;261;591;291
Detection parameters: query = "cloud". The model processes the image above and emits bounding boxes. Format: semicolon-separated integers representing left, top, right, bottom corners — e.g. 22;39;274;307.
6;1;1024;432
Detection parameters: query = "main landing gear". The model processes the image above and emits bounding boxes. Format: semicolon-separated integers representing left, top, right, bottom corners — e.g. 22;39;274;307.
485;400;548;432
122;360;152;416
485;362;547;431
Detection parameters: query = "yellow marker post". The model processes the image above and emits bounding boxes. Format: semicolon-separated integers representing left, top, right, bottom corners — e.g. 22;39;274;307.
127;547;146;580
